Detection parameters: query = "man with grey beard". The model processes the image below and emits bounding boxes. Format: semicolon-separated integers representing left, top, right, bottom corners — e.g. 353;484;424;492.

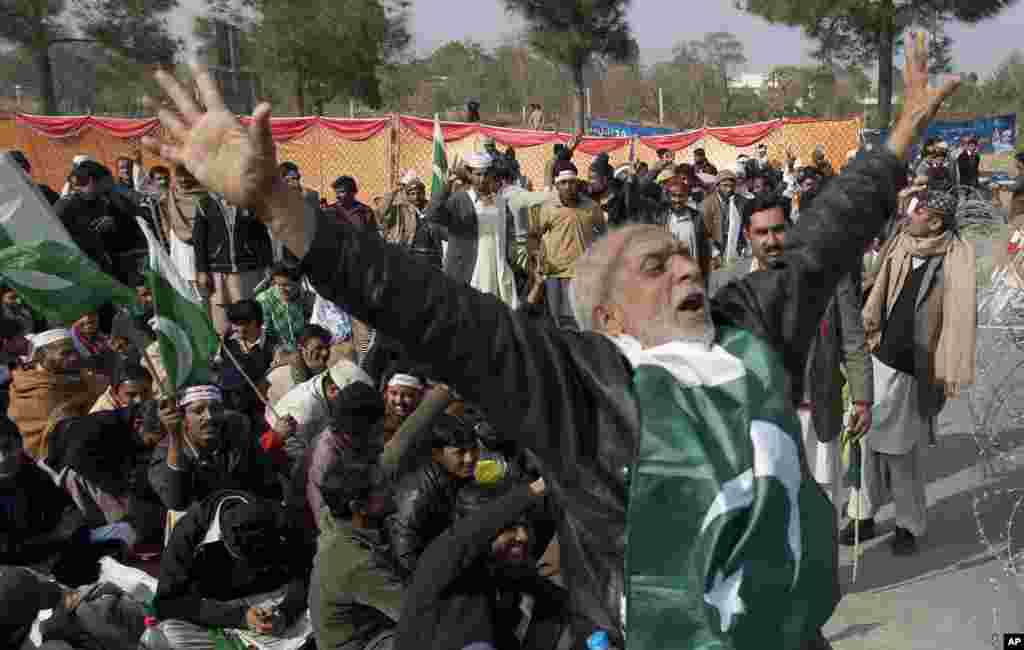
140;32;957;650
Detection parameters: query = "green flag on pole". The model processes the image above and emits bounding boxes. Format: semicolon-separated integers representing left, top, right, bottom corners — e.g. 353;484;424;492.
137;217;218;391
431;113;448;197
0;153;135;324
624;326;840;649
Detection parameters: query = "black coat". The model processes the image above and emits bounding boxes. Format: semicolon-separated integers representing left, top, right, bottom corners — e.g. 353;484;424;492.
154;489;313;629
193;195;272;274
395;485;571;650
386;460;469;580
46;410;146;497
55;191;146;282
0;458;87;567
147;411;282;511
299;150;905;644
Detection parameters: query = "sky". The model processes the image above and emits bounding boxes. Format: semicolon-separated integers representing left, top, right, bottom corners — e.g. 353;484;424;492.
167;0;1024;76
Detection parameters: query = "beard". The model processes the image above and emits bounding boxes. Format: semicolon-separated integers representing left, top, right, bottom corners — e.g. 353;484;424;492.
635;304;716;350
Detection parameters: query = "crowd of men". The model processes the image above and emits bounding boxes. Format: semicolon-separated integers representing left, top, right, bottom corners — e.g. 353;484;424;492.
0;31;1012;650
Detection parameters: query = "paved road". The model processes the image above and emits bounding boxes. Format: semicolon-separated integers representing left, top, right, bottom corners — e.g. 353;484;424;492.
824;324;1024;650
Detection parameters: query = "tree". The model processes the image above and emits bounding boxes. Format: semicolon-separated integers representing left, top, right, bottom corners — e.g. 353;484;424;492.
685;32;748;120
0;0;180;114
503;0;638;133
198;0;409;116
735;0;1018;129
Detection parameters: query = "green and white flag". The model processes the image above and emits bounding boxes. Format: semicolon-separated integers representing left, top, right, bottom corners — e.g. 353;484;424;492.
137;217;218;391
431;113;448;197
621;326;839;650
0;153;134;324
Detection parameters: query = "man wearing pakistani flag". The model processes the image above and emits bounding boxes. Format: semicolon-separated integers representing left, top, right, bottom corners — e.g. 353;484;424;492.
142;33;958;650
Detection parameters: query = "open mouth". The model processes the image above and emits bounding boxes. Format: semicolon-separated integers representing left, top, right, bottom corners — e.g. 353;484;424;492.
505;545;527;561
678;291;705;312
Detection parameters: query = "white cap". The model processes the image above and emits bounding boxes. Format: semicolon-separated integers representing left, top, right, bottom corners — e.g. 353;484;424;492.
328;359;375;391
29;328;72;357
465;152;493;170
387;373;424;390
400;170;421;185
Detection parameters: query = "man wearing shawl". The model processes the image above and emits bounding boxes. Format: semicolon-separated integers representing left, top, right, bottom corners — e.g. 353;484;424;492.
8;329;106;459
701;169;747;266
843;190;976;555
159;164;206;292
142;33;956;649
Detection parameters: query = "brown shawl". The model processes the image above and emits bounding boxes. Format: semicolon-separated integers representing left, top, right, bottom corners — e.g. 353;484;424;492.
376;191;420;247
862;229;976;397
8;367;106;459
162;185;204;243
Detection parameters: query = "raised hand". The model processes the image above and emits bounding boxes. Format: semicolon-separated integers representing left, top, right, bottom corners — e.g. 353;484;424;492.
887;32;960;160
141;63;279;212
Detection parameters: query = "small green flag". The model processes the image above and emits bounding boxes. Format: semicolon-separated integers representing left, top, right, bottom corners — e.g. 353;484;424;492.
137;218;218;391
431;114;448;197
0;153;134;324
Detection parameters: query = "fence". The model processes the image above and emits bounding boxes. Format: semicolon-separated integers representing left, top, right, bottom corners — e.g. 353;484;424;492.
3;113;862;204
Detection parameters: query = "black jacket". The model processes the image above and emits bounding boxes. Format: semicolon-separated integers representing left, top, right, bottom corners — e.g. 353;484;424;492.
154;489;313;629
0;457;87;567
40;582;146;650
395;485;571;650
148;411;282;511
193;195;272;274
55;191;146;281
386;460;469;580
46;410;147;497
299;150;905;644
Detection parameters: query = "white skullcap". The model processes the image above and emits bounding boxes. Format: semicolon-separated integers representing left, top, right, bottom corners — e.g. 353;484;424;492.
401;170;421;185
72;155;91;166
846;149;857;161
29;328;72;356
387;373;423;390
180;385;223;406
465;152;493;170
327;359;374;391
613;165;632;181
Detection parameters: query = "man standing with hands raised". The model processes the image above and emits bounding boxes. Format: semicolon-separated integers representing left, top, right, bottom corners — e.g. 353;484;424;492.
141;33;958;650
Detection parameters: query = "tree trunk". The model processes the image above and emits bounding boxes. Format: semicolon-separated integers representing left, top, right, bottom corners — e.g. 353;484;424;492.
37;45;56;115
877;10;895;129
294;68;306;115
572;63;586;135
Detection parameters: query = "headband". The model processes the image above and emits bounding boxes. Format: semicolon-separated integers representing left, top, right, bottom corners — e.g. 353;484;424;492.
180;385;223;406
555;169;578;182
31;328;72;349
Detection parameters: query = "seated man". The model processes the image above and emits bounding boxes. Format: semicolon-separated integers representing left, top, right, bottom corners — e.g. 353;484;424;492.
90;359;152;413
386;414;481;580
9;329;106;460
0;566;66;650
149;385;282;512
265;324;333;407
311;448;404;650
0;417;88;572
219;299;280;423
265;360;375;467
256;263;314;352
155;490;314;649
394;477;570;650
46;400;167;548
302;379;452;531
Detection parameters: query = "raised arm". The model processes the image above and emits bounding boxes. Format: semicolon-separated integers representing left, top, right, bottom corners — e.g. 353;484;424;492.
714;32;958;381
140;62;598;468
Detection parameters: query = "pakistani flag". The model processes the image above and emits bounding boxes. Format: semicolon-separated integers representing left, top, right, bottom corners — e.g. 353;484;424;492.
137;217;218;391
0;153;135;324
623;326;839;650
431;114;448;197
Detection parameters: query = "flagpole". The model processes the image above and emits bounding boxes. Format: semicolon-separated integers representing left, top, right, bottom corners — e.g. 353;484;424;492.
219;340;281;420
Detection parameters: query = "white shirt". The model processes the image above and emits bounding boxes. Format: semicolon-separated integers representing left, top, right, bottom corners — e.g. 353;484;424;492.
667;204;699;256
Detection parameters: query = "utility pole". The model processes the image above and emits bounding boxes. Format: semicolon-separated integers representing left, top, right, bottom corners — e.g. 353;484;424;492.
658;87;664;125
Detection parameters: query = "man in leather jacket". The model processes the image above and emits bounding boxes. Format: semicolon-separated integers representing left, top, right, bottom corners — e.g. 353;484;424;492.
387;413;480;580
143;36;956;649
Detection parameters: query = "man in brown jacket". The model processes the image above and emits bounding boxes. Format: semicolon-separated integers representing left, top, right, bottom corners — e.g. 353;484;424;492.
9;329;106;459
701;170;747;267
532;160;605;329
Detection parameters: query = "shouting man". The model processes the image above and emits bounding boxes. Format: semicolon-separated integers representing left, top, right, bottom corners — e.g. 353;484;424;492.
141;32;957;649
